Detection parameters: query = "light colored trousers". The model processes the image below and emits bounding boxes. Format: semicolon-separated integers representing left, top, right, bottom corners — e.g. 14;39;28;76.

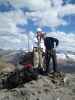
33;47;44;69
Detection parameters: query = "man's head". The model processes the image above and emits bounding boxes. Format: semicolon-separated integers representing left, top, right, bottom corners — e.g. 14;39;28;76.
36;32;45;40
36;28;45;39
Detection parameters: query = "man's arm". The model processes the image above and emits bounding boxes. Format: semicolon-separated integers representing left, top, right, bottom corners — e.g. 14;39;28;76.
54;38;59;47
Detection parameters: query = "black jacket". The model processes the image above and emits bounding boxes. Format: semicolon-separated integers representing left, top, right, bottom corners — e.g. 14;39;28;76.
44;37;59;50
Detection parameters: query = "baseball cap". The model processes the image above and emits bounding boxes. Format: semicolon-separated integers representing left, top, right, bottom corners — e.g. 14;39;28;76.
37;28;42;32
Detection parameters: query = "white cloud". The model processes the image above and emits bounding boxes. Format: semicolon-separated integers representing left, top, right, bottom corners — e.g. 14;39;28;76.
26;10;66;28
0;0;72;28
0;0;75;28
25;3;75;28
52;0;63;8
0;0;75;51
7;0;64;11
0;10;29;49
2;0;65;28
59;4;75;17
0;32;30;50
7;0;51;11
0;10;27;33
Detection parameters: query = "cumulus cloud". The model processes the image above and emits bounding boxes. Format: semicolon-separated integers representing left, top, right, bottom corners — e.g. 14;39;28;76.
25;3;75;28
0;9;29;50
0;31;31;50
6;0;64;10
59;4;75;17
0;0;64;28
0;0;75;51
0;10;27;33
7;0;51;11
0;0;74;28
0;0;75;28
25;10;66;28
52;0;63;8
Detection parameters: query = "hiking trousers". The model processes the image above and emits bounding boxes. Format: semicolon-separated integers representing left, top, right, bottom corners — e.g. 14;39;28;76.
33;47;43;69
45;49;57;73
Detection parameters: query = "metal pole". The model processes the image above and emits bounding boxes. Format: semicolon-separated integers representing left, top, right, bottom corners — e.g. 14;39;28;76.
28;33;30;52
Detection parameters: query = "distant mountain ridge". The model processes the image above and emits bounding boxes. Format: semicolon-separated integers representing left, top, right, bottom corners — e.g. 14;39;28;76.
0;49;75;65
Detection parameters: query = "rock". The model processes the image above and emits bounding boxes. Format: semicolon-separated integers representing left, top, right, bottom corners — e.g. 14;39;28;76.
0;73;74;100
64;76;70;86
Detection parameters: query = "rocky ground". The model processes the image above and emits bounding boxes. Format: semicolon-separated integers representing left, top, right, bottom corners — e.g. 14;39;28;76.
0;73;75;100
0;50;75;100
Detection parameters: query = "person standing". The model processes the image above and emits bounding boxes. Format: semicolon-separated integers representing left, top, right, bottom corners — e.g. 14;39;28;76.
33;28;45;72
44;36;59;73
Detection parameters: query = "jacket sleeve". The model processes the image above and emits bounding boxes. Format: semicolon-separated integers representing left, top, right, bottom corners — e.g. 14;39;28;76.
54;38;59;46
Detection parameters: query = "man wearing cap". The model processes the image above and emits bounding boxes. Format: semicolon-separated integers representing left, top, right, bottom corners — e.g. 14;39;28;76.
33;28;45;72
44;36;59;73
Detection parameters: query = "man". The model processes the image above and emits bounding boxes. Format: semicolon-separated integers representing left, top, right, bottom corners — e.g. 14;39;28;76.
33;28;45;72
44;36;59;73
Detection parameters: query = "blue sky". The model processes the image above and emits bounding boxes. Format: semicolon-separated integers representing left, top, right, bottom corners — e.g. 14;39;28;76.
0;0;75;51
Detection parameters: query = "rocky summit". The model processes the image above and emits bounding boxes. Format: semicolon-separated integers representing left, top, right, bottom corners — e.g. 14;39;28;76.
0;73;75;100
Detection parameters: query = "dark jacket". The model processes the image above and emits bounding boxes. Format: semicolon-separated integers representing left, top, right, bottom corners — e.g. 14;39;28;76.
44;37;59;50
